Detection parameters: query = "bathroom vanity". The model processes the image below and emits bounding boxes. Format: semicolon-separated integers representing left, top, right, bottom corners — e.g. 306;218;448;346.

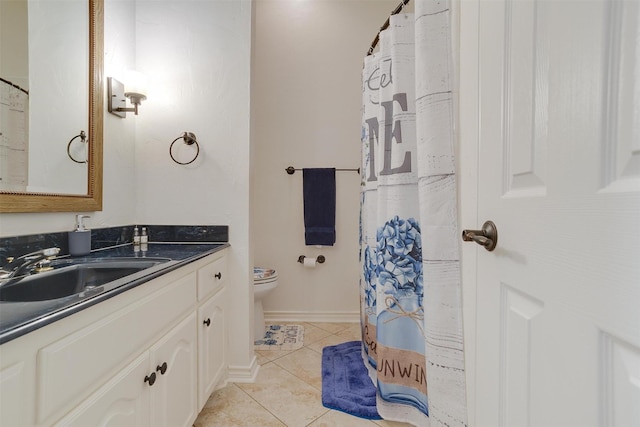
0;243;229;427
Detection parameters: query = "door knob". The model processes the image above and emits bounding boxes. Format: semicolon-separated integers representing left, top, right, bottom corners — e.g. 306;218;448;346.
462;220;498;251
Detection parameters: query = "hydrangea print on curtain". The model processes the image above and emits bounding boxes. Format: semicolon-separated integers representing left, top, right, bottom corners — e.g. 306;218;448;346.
375;216;427;415
376;216;423;301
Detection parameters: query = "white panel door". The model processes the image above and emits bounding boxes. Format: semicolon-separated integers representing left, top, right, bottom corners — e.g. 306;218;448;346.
473;1;640;426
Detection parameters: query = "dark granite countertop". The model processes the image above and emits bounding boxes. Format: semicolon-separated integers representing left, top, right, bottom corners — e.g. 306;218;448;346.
0;242;229;345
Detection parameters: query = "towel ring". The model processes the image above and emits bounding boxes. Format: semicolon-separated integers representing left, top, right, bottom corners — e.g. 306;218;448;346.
170;132;200;165
67;131;88;164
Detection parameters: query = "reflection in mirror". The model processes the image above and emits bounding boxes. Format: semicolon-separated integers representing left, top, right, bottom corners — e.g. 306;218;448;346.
0;0;29;192
0;0;103;213
29;0;89;194
1;0;88;194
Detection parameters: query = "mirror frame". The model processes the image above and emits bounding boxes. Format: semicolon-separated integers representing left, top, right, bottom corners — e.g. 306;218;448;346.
0;0;103;213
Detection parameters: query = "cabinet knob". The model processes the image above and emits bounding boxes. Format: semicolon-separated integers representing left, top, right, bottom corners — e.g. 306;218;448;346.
214;272;222;280
156;362;168;375
203;318;211;327
144;372;157;386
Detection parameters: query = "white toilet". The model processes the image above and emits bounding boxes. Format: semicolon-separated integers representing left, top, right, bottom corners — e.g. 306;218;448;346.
253;267;279;339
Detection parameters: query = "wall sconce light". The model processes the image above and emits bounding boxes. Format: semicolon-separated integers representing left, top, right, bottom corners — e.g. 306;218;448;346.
107;71;148;118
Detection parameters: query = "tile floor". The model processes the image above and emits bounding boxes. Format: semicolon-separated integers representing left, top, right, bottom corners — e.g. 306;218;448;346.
194;322;412;427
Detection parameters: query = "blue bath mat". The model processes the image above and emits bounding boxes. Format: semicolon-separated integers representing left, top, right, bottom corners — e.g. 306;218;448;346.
321;341;381;420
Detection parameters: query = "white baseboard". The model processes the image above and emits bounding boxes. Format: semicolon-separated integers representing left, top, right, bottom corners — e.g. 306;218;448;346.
264;310;359;323
227;355;260;383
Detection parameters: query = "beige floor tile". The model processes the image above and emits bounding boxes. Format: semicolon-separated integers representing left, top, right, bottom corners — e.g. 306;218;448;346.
273;346;323;390
255;348;297;363
237;362;328;427
254;350;272;366
336;323;363;342
308;409;381;426
301;323;333;346
194;383;286;427
306;333;354;354
309;322;355;334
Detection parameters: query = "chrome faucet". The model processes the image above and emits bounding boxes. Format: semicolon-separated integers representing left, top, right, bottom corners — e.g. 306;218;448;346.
0;247;61;280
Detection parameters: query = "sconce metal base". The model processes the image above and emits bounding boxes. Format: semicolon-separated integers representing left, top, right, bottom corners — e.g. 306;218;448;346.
107;77;145;117
107;77;127;118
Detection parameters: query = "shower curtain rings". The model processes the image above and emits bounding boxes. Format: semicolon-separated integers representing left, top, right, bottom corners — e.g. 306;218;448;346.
170;132;200;165
67;130;88;164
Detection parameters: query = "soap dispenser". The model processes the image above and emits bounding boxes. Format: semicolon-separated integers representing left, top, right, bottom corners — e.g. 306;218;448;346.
69;215;91;256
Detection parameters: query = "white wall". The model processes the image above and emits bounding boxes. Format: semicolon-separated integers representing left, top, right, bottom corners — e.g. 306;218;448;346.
134;0;254;371
0;0;138;236
252;0;398;321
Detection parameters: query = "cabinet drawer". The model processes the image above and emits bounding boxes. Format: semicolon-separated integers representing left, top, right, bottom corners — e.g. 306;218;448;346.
37;272;196;424
197;256;226;301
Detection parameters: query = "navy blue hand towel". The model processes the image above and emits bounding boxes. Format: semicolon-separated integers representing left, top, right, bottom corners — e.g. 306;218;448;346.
303;168;336;246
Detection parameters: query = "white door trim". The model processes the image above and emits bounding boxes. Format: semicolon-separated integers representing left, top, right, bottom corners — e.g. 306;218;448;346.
455;0;480;425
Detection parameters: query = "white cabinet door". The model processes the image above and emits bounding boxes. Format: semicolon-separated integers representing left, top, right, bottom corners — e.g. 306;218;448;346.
149;313;198;427
0;361;29;426
54;353;150;427
55;312;198;427
197;289;226;409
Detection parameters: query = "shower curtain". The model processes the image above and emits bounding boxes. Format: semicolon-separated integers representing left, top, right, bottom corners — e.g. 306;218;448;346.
359;1;467;426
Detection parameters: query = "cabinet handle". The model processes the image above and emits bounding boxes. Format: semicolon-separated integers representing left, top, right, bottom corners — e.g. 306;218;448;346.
214;272;222;280
203;318;211;327
144;372;157;386
156;362;168;375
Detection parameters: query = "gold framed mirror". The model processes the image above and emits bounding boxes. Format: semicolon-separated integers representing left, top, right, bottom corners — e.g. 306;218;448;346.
0;0;103;213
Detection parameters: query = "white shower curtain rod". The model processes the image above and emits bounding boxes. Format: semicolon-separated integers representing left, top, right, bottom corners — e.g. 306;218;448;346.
366;0;411;56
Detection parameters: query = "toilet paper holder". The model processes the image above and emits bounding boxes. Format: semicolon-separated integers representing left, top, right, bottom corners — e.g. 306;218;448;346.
297;255;325;264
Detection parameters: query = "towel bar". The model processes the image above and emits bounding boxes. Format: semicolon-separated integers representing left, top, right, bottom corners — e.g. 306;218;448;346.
286;166;359;175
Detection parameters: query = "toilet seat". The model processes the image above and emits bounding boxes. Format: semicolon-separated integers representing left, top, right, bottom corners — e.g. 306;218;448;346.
254;267;278;285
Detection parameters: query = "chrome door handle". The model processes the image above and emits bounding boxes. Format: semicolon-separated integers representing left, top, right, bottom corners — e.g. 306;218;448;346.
462;220;498;251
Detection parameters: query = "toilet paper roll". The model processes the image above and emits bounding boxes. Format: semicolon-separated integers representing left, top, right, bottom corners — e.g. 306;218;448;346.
303;257;316;268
